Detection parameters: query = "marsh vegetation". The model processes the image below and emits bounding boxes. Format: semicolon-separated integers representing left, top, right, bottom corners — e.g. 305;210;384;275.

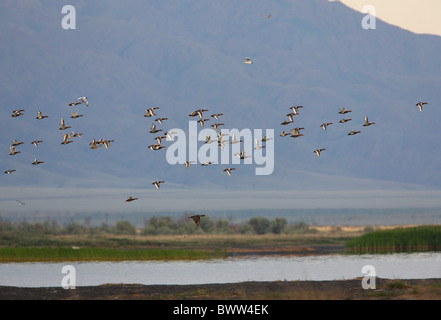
345;225;441;254
0;216;359;261
1;217;441;261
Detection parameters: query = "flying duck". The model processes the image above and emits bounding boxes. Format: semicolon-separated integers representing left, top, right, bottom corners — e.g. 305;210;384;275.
103;139;115;149
148;143;166;150
78;97;89;106
416;102;428;112
230;134;243;144
11;109;25;117
211;113;223;120
68;102;81;107
223;168;236;176
61;133;73;145
16;200;25;206
339;118;352;123
125;196;138;202
32;158;44;165
152;180;165;190
9;145;21;155
71;132;83;138
4;169;16;174
289;106;303;115
155;117;168;124
36;110;48;119
154;136;167;144
291;132;304;138
61;139;73;145
144;107;159;117
338;108;352;114
281;114;294;125
235;150;251;159
348;130;361;136
31;140;43;147
320;122;333;131
185;160;196;168
165;131;177;140
290;127;304;138
189;109;208;119
292;127;304;134
281;119;293;126
205;135;215;144
314;148;326;157
201;161;215;166
280;131;291;137
211;123;224;131
363;116;375;126
254;139;265;150
70;112;83;119
12;140;24;146
243;57;253;64
89;138;101;149
59;118;71;130
189;214;207;227
197;118;210;128
149;123;162;133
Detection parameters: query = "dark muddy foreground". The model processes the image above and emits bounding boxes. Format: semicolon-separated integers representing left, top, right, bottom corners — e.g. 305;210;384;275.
1;278;441;300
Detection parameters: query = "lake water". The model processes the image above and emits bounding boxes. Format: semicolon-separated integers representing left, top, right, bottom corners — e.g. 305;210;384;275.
1;252;441;288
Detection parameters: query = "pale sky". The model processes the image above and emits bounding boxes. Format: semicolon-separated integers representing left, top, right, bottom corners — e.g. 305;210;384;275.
335;0;441;36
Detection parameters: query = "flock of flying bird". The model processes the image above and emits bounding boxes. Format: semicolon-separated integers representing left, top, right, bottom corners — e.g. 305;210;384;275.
9;99;126;168
277;104;379;158
4;7;432;229
134;105;252;228
6;98;233;227
5;88;431;227
8;97;92;166
4;96;428;227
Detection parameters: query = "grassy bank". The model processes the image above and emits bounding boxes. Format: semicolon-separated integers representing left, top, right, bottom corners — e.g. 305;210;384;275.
0;230;360;262
0;247;225;262
10;223;438;262
345;225;441;254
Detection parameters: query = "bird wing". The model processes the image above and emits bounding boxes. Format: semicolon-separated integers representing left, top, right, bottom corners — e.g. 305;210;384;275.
192;216;201;226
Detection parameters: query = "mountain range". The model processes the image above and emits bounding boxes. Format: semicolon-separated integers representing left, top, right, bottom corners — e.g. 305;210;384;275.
1;0;441;215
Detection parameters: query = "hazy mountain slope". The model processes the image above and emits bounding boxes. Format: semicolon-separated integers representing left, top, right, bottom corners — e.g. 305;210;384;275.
1;0;441;195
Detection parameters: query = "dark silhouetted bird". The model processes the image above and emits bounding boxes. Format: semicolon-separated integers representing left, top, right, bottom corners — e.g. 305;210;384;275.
189;214;207;227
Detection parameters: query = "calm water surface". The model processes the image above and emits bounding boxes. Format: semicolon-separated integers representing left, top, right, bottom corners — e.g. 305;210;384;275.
1;252;441;287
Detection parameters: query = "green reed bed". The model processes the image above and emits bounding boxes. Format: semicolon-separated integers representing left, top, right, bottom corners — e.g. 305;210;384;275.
346;225;441;254
0;247;226;262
